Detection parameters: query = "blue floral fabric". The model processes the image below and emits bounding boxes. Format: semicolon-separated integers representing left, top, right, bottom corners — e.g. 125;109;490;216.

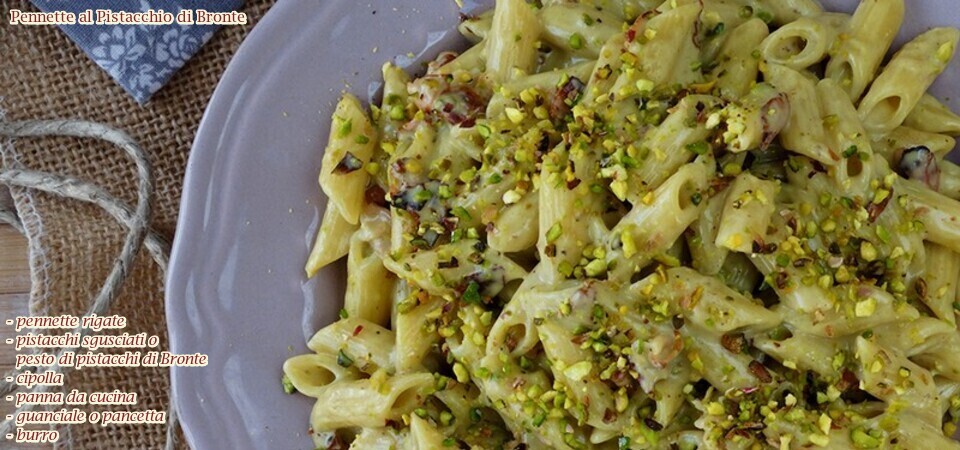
30;0;244;103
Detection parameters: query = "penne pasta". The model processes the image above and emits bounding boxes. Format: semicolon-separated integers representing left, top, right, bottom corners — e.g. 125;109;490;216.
858;27;960;136
762;63;838;164
538;4;621;58
760;14;845;71
825;0;905;101
304;203;357;277
318;94;378;224
710;18;769;99
817;78;873;194
905;94;960;136
714;172;778;253
291;2;960;447
485;0;542;82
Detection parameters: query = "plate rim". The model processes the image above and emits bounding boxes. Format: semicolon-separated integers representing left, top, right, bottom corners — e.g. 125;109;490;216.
165;1;309;447
165;1;469;447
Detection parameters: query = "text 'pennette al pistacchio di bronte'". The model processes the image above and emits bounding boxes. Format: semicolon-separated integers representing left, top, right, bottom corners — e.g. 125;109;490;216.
7;8;247;26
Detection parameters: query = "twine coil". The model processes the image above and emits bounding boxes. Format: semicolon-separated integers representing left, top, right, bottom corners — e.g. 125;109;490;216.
0;120;179;450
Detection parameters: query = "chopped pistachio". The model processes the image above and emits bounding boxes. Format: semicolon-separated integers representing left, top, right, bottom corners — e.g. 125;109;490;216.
818;413;832;435
875;225;890;243
851;427;882;448
809;434;830;447
860;241;878;262
462;281;481;304
532;410;547;427
706;402;725;415
477;124;491;138
437;184;453;199
819;192;832;206
459;167;477;183
440;410;454;426
389;104;406;120
636;79;655;93
784;393;797;407
502;189;522;205
453;362;470;383
873;188;890;205
890;279;907;294
855;297;877;317
558;261;574;277
569;33;585;50
685;141;709;155
621;231;638;258
505;107;525;124
336;118;353;137
890;246;905;259
584;259;607;277
564;361;593;381
281;374;296;394
835;266;853;283
722;162;742;176
776;253;791;267
818;274;833;289
610;179;628;200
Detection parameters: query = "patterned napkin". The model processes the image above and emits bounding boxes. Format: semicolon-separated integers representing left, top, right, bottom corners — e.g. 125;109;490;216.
29;0;244;103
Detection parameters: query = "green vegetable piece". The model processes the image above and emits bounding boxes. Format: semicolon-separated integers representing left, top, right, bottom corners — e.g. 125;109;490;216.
546;223;563;243
389;104;406;121
337;118;352;137
707;22;725;38
336;349;354;368
282;374;296;394
462;281;482;304
686;141;710;155
851;428;882;448
569;33;585;50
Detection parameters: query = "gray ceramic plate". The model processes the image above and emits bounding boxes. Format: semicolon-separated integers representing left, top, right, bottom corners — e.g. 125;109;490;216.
166;1;960;449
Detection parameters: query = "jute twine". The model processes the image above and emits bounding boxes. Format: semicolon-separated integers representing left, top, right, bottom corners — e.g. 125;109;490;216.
0;119;178;448
0;0;274;448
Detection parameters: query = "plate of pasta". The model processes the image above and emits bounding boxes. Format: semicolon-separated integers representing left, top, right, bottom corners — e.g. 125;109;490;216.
167;0;960;449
